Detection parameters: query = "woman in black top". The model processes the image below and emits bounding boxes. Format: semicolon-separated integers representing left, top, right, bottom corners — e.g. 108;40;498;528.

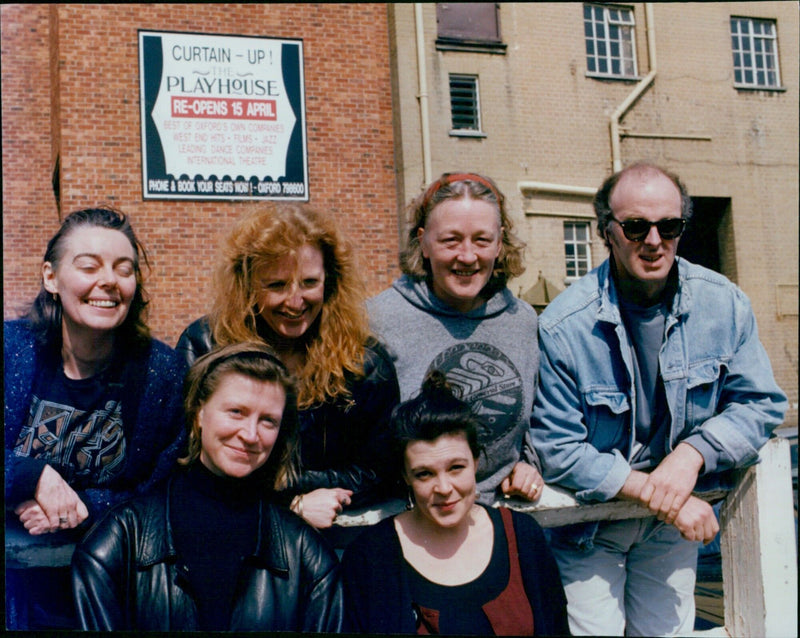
341;371;569;636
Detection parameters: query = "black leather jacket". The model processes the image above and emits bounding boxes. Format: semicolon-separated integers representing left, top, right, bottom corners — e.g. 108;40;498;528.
176;317;401;506
71;480;343;631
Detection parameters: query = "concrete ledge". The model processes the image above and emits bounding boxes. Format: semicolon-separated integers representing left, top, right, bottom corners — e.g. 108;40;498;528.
7;429;793;638
7;441;796;637
5;520;79;570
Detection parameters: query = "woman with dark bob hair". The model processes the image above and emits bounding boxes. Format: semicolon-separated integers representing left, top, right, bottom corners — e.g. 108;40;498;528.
177;203;400;531
341;371;568;635
4;207;186;630
72;342;343;632
368;173;544;506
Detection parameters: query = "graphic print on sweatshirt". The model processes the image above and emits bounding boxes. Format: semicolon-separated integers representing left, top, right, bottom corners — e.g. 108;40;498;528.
427;342;523;446
13;397;127;486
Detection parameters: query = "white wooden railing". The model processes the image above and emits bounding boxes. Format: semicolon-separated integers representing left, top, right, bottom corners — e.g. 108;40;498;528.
6;437;796;636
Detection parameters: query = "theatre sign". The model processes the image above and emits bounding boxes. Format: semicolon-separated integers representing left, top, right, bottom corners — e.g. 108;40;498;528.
138;30;308;200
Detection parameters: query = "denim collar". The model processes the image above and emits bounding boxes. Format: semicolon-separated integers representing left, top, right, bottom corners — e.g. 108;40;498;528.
598;257;688;325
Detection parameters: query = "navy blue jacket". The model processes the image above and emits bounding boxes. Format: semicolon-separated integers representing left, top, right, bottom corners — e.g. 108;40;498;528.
4;319;187;523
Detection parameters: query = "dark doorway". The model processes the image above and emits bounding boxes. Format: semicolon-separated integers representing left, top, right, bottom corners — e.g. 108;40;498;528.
677;197;731;276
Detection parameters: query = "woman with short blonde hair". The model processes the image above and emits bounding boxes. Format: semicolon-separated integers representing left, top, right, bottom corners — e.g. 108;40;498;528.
73;343;343;632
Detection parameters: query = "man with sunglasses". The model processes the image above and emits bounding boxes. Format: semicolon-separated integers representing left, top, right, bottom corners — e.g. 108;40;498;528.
530;162;786;636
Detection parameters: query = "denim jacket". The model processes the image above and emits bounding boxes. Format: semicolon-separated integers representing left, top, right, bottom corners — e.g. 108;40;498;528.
531;258;787;508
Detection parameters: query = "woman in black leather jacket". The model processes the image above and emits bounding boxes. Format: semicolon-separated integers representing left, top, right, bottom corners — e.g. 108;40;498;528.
71;343;343;631
177;203;400;530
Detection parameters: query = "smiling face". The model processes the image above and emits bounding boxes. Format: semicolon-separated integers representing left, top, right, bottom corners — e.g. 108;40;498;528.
42;226;138;338
418;197;503;313
255;244;326;341
404;432;478;530
199;372;285;478
607;170;683;302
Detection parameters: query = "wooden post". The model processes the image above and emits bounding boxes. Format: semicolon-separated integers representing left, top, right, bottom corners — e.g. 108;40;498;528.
718;436;797;637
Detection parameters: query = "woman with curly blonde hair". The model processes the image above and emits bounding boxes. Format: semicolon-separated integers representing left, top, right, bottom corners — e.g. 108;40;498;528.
178;203;399;530
368;173;544;506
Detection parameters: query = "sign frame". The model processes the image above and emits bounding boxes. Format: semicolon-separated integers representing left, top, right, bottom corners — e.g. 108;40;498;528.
138;29;308;201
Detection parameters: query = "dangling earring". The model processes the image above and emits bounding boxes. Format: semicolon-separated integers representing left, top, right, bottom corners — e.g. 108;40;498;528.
406;485;415;510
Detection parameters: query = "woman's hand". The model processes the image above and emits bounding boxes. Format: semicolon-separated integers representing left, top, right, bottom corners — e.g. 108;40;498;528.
20;464;89;534
500;462;544;501
14;500;53;535
295;487;353;529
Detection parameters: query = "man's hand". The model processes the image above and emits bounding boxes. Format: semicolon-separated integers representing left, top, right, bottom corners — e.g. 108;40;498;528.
617;443;719;543
500;462;544;501
673;495;719;544
296;487;353;529
639;443;705;524
617;468;648;501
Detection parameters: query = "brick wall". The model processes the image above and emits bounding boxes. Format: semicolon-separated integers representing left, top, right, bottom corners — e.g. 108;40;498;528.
2;5;56;320
2;3;399;345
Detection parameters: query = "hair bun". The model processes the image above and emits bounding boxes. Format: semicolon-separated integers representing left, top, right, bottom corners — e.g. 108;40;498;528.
421;369;457;396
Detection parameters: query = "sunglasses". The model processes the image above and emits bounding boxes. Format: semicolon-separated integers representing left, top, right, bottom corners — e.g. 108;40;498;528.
611;217;686;242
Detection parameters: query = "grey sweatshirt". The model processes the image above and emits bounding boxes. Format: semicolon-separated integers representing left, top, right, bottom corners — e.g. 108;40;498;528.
367;275;540;504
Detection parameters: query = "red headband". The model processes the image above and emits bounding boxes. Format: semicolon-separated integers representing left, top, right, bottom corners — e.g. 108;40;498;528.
420;173;502;209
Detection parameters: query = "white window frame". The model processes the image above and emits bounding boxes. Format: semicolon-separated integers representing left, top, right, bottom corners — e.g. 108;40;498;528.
449;74;485;137
584;3;638;79
730;17;781;89
564;221;593;282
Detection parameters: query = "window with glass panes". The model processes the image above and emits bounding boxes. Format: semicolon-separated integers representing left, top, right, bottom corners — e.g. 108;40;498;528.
564;221;592;279
730;17;781;88
584;4;637;78
449;75;481;132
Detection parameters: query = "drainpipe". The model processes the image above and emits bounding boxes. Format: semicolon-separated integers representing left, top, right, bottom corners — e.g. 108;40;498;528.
610;2;657;172
515;181;596;197
415;3;432;184
519;5;657;199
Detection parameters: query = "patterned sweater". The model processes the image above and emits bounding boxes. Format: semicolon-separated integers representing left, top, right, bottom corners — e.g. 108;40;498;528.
4;319;187;523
